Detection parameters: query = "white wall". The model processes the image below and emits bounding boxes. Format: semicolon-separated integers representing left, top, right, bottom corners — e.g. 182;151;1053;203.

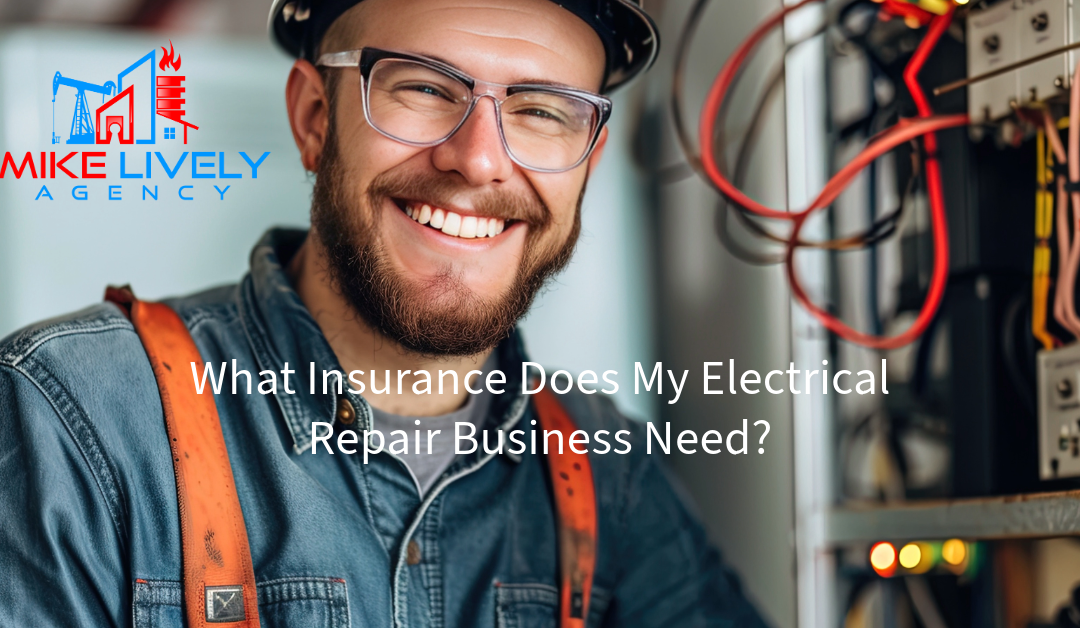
648;0;798;625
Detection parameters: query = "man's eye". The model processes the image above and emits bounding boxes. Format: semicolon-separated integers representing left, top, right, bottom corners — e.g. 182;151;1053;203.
397;82;453;100
515;108;567;124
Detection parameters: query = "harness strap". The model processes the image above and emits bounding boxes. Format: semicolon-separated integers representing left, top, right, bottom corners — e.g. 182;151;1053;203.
533;388;598;627
105;286;260;627
107;287;597;628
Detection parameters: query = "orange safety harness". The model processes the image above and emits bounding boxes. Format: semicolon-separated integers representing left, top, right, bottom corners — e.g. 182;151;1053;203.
105;286;597;628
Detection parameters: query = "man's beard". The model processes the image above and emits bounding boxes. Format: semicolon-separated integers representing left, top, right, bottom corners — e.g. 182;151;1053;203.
310;115;583;357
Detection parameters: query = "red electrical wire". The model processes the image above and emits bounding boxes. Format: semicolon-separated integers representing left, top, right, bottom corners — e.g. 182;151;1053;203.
698;1;970;349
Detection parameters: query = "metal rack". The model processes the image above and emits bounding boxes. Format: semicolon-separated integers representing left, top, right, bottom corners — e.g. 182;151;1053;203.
828;490;1080;544
783;1;1078;624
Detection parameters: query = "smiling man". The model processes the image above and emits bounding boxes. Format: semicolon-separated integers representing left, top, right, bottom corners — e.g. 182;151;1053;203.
0;0;768;626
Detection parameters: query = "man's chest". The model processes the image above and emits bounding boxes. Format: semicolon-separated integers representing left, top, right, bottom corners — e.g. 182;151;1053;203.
126;402;613;628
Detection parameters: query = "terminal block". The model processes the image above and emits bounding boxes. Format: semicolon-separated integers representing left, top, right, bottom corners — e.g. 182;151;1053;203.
1016;0;1069;103
967;1;1021;121
966;0;1080;121
1038;343;1080;479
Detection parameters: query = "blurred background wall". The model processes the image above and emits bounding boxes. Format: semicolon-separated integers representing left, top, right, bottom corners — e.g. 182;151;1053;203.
0;0;797;625
644;1;797;626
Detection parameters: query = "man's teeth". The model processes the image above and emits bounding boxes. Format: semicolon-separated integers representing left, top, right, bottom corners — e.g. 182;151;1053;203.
429;207;445;229
406;203;505;239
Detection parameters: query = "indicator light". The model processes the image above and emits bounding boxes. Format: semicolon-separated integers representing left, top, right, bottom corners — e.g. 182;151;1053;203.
870;542;897;576
898;543;922;569
917;0;952;14
942;539;966;565
870;539;974;577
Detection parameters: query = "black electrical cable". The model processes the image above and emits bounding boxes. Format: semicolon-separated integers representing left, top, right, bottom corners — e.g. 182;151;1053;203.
860;59;901;336
837;0;877;40
715;61;915;264
836;0;915;94
670;0;914;254
713;56;911;256
712;54;907;263
867;158;883;335
1002;289;1037;416
670;0;711;175
713;60;788;265
910;303;940;398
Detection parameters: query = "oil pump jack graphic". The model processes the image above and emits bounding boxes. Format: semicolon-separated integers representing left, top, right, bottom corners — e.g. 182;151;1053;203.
50;41;197;145
51;73;115;144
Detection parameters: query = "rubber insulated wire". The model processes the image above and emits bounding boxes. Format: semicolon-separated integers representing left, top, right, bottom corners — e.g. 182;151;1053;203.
698;1;969;349
1034;121;1059;348
1041;110;1079;340
1065;59;1080;338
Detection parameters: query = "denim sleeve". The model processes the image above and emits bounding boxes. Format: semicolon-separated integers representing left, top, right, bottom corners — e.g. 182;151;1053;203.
605;436;770;628
0;364;127;627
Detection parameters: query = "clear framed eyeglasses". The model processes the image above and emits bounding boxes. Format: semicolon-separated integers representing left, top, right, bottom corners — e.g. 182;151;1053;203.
316;47;613;173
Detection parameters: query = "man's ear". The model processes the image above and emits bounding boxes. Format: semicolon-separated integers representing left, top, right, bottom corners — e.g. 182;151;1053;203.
286;59;329;172
585;126;608;177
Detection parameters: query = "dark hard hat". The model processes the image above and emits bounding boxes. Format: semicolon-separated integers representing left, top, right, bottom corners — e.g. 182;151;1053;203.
268;0;659;92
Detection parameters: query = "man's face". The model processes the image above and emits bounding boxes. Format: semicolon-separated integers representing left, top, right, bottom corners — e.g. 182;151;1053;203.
308;0;607;357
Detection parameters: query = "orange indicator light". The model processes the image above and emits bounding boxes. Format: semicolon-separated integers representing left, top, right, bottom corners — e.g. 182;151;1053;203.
942;539;966;566
870;542;897;576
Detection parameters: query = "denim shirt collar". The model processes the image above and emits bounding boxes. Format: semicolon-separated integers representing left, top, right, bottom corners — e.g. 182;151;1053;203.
237;228;530;458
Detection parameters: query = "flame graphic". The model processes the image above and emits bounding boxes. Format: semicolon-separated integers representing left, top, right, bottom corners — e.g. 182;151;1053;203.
159;41;181;72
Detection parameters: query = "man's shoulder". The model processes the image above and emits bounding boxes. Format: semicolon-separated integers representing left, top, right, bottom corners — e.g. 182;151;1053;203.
0;284;245;508
0;303;137;373
0;284;244;421
0;283;241;375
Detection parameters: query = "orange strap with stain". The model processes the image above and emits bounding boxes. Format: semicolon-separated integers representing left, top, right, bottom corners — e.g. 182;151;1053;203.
105;287;260;627
533;388;598;628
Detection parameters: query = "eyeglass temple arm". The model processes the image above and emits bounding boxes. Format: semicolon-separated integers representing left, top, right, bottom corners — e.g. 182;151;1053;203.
315;50;362;67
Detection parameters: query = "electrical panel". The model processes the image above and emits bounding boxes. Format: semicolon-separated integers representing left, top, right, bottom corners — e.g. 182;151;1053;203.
1016;0;1069;103
967;1;1021;121
1038;344;1080;479
966;0;1080;121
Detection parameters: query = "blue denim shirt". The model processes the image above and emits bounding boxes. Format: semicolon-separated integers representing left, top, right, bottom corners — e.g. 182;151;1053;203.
0;229;768;628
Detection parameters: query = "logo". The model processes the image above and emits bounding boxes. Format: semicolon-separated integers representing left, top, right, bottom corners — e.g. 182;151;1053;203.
50;40;199;146
204;585;246;623
0;40;272;203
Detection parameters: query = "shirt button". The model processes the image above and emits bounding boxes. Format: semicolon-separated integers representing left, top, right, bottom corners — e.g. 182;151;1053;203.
336;398;356;425
406;540;422;565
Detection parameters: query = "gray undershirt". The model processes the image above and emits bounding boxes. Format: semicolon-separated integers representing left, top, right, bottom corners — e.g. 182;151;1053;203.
370;377;493;497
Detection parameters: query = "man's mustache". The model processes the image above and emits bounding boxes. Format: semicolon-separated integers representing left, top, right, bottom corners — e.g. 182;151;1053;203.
367;170;551;228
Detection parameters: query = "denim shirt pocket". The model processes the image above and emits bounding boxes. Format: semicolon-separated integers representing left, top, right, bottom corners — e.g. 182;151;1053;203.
133;576;350;628
495;583;610;628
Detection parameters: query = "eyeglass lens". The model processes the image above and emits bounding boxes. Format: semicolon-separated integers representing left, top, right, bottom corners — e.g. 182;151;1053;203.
365;58;599;171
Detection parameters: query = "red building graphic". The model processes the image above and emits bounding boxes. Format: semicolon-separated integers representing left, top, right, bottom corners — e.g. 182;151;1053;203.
156;41;198;144
156;75;198;144
95;85;134;144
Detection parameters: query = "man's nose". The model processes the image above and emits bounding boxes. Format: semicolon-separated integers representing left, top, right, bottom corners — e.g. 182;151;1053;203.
430;97;515;186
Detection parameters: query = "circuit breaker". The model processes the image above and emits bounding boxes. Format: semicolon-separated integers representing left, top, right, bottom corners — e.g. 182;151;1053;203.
1016;0;1069;103
968;1;1021;121
968;0;1080;120
1038;343;1080;479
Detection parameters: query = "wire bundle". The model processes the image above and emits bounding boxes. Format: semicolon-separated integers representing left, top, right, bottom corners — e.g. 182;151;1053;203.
1032;123;1057;350
1036;63;1080;346
677;0;969;349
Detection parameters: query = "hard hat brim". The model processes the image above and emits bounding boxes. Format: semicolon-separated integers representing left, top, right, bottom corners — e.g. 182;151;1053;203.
268;0;659;93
